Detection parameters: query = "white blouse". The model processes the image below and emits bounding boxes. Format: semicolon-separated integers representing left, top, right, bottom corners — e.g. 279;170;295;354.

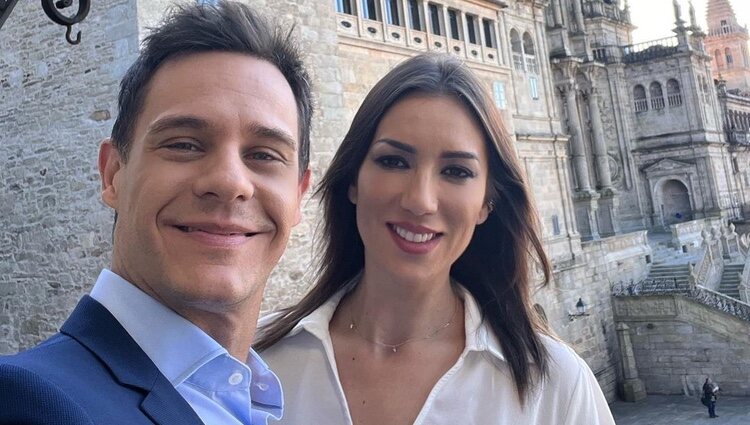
260;288;615;425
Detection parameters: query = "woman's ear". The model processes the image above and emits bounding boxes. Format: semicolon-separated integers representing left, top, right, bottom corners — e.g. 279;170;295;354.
348;183;358;205
477;200;493;225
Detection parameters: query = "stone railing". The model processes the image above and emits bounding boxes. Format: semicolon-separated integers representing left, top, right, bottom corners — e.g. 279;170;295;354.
670;218;704;251
720;223;743;261
621;36;679;63
612;279;750;322
740;257;750;304
688;229;723;291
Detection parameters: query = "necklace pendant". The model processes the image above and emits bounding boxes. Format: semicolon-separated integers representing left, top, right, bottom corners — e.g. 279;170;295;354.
349;323;354;329
392;347;397;353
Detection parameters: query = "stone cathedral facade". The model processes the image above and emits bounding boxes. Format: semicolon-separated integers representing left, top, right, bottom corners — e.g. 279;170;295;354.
3;0;750;400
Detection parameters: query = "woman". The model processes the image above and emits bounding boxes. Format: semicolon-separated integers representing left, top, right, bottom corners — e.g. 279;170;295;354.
255;54;614;424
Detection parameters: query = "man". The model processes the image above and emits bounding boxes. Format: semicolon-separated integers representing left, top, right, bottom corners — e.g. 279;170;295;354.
702;377;719;418
0;2;312;424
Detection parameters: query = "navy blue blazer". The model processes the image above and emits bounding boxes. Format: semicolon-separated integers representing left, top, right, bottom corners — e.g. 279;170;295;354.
0;296;205;425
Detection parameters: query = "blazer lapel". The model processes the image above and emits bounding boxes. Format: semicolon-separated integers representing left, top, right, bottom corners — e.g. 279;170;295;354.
141;379;204;425
61;296;204;425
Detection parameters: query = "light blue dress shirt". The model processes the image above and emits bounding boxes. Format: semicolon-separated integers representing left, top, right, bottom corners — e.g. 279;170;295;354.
90;269;283;425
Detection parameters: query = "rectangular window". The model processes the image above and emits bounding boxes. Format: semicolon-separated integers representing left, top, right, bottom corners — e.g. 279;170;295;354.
448;9;461;40
335;0;353;15
482;18;496;48
408;0;423;30
466;14;478;44
386;0;401;26
428;3;442;36
529;76;539;100
552;215;561;236
492;81;507;110
361;0;378;21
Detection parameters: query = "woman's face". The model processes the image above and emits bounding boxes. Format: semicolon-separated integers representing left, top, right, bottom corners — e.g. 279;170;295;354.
349;94;491;282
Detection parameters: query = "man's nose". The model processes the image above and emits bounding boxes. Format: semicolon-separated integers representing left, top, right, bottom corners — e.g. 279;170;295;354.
194;151;255;202
399;171;438;216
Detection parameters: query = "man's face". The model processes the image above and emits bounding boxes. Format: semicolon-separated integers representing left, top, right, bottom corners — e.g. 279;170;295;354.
99;52;310;317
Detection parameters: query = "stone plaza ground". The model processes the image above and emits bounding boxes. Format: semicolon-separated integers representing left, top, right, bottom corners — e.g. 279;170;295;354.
611;395;750;424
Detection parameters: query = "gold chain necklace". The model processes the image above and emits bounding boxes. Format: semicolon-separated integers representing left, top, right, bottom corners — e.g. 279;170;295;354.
348;296;460;353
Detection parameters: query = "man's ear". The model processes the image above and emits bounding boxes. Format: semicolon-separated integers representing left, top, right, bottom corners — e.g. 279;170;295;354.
293;168;312;226
99;139;122;210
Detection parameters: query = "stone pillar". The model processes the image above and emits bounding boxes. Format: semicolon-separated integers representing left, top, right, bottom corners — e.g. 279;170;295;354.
616;323;647;402
552;0;563;27
561;83;593;192
586;87;613;189
572;0;585;32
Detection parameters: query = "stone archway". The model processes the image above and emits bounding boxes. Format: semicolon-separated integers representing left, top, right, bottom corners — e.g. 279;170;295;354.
660;179;692;225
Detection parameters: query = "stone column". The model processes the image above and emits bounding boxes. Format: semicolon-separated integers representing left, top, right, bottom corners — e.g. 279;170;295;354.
561;83;593;192
552;0;563;27
572;0;585;32
616;323;647;402
586;87;613;189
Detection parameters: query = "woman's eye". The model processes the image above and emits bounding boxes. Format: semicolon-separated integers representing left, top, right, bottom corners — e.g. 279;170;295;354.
442;166;475;179
375;156;408;169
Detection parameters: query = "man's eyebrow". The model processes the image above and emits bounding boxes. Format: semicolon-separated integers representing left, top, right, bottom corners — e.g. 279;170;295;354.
146;116;297;149
247;123;297;150
147;115;210;134
374;138;479;161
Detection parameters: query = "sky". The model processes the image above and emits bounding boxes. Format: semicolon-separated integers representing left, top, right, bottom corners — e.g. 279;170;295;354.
630;0;750;44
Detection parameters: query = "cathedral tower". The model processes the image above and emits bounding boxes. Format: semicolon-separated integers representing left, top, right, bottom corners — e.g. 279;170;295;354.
704;0;750;92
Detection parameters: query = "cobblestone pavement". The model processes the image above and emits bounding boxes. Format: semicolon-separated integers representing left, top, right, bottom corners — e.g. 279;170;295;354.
611;395;750;424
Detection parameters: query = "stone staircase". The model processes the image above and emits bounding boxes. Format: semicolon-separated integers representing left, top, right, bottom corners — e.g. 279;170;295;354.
644;264;691;291
719;264;743;299
644;232;700;291
646;232;746;301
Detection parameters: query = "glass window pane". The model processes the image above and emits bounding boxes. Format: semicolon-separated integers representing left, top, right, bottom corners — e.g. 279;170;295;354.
449;10;460;40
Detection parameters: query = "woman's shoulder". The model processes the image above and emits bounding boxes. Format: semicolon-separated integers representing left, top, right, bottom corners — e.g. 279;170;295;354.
537;334;596;381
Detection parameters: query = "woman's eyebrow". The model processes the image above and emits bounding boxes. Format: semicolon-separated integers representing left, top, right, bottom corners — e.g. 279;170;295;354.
441;151;479;161
373;138;415;153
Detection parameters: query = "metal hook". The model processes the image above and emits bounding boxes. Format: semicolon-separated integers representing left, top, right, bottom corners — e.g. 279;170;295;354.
65;24;81;45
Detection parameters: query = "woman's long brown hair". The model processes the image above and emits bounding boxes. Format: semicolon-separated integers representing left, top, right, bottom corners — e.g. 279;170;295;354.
255;53;553;403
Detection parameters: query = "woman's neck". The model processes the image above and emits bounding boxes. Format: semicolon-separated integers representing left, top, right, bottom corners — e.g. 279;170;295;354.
340;268;463;346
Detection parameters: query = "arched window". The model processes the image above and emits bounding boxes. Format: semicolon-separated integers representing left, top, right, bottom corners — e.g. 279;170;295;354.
650;81;665;110
522;31;538;74
510;29;523;71
633;84;647;112
726;47;734;68
714;49;723;69
667;79;682;107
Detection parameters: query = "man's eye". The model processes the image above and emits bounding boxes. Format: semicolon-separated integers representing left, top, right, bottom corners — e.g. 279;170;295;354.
165;142;200;152
375;156;408;169
442;166;475;179
249;151;280;161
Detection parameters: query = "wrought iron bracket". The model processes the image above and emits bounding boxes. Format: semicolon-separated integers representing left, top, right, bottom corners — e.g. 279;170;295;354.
1;0;90;45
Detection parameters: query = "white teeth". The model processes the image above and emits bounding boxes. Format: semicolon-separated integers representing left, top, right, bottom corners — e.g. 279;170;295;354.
393;225;435;243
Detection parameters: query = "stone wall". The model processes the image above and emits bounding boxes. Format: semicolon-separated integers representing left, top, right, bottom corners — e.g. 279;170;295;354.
613;295;750;396
0;0;345;352
533;230;652;401
0;0;138;354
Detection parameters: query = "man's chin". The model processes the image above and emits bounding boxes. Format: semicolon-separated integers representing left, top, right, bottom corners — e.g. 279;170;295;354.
161;272;266;313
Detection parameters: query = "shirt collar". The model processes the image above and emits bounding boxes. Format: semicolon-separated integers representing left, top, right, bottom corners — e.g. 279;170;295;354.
89;269;229;386
286;281;507;362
